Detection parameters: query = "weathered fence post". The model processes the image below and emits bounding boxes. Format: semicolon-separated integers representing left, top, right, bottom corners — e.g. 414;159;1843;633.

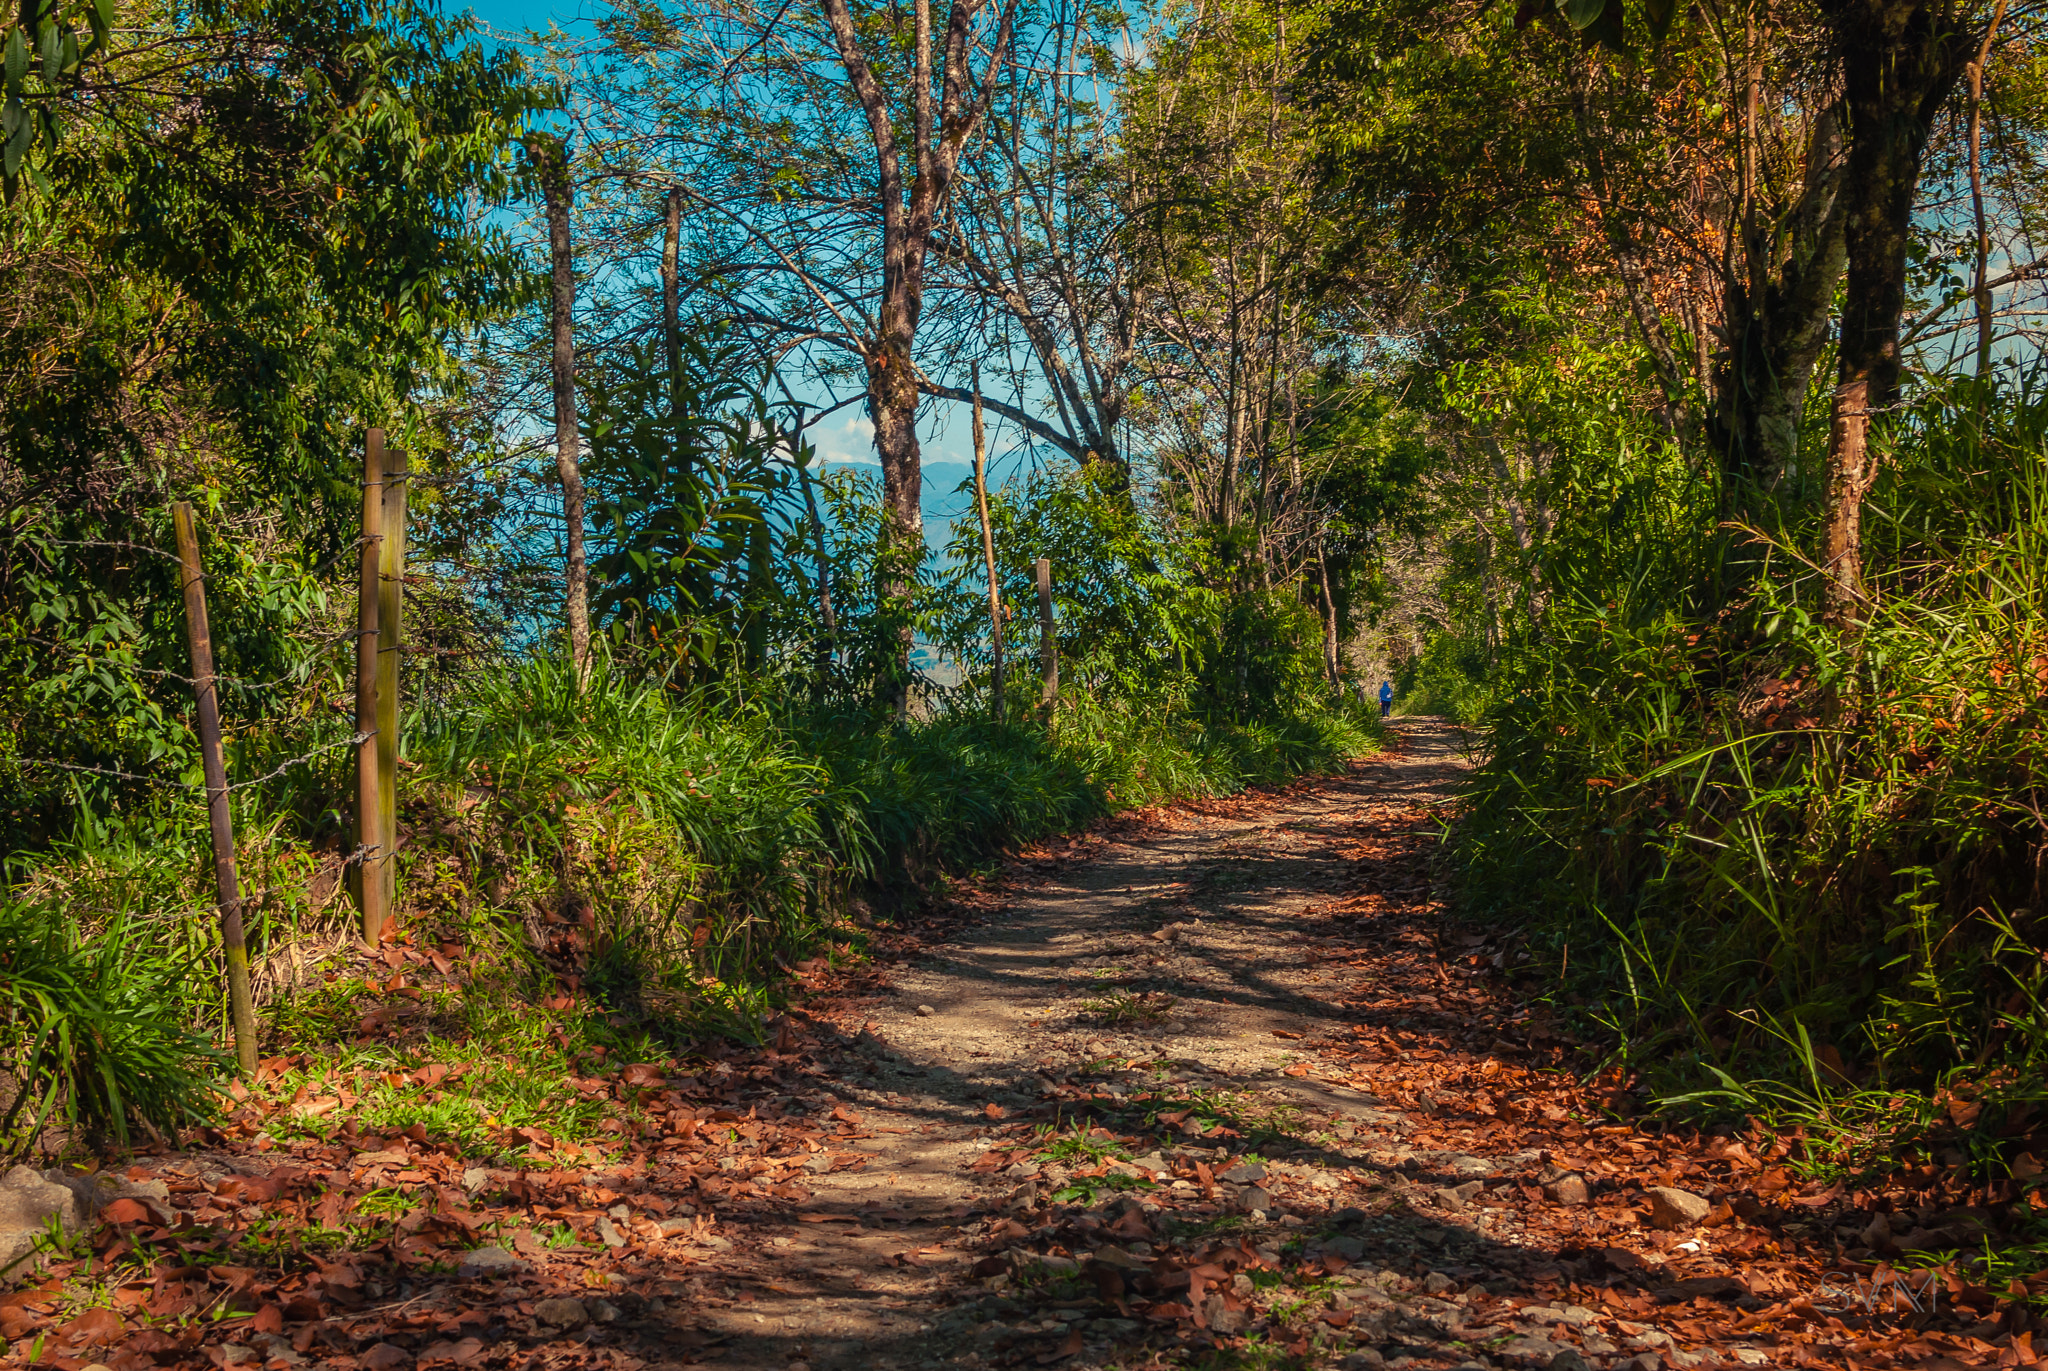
971;366;1004;721
375;445;408;923
171;501;259;1076
1035;556;1058;709
355;431;386;944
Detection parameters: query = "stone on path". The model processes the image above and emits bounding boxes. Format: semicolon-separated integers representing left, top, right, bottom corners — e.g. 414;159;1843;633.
1647;1185;1712;1230
456;1244;527;1279
534;1297;589;1329
1542;1171;1591;1206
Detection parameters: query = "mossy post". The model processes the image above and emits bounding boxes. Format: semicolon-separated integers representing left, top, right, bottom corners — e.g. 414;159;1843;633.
356;431;386;945
376;446;408;923
171;501;259;1076
1036;556;1058;709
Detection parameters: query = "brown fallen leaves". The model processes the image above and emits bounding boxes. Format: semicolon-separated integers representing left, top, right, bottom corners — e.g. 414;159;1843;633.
929;767;2046;1370
8;741;2045;1371
0;1010;897;1371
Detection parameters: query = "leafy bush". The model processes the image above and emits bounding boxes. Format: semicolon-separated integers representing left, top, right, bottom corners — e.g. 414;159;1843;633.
933;462;1340;720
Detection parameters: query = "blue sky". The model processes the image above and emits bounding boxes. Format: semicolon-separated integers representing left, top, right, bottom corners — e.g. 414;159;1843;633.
455;0;1055;539
463;0;587;31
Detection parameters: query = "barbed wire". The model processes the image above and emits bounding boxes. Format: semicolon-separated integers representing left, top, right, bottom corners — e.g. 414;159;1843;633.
9;757;181;787
10;729;374;793
220;730;375;793
0;627;364;691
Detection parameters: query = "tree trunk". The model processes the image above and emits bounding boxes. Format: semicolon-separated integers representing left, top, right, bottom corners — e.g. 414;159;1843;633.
1814;0;1967;622
971;367;1005;721
662;185;683;398
818;0;1014;710
1967;0;2008;376
1710;106;1850;497
869;327;924;714
1316;546;1341;690
536;135;591;676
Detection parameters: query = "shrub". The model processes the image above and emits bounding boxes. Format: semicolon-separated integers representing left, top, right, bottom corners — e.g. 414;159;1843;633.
0;903;222;1153
1454;377;2048;1106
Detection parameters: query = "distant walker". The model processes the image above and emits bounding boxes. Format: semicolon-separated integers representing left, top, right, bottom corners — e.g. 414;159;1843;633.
1378;680;1394;719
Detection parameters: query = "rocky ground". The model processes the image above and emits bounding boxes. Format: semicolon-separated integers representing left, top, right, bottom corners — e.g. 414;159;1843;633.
2;720;2040;1371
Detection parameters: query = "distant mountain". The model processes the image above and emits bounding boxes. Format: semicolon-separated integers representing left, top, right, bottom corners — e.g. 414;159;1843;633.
920;462;977;528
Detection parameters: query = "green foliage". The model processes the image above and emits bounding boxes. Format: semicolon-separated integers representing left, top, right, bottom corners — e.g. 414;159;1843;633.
1456;377;2048;1123
0;0;112;198
583;333;791;674
933;461;1352;721
0;0;545;843
0;902;222;1151
934;460;1215;709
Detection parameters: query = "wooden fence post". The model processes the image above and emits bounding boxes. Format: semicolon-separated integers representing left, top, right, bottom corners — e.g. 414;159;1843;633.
971;367;1004;721
375;446;408;923
1035;556;1058;709
171;501;259;1076
356;431;386;944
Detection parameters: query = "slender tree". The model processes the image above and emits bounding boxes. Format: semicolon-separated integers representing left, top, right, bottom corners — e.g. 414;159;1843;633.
1814;0;1985;620
816;0;1018;703
533;133;593;675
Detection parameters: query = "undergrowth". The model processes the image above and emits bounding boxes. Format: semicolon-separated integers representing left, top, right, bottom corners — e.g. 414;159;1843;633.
0;653;1378;1155
1452;376;2048;1199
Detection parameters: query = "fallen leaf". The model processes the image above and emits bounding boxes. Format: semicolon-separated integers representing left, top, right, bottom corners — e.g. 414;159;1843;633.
99;1198;152;1225
59;1306;123;1345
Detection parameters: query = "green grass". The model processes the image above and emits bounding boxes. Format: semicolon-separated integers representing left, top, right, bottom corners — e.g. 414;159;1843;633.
0;902;222;1151
1450;375;2048;1207
0;625;1379;1155
1084;991;1180;1025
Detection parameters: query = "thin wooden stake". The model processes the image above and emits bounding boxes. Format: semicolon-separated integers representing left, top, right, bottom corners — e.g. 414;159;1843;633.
971;365;1004;721
356;431;387;945
172;501;259;1076
376;446;408;923
1035;556;1058;709
795;456;838;696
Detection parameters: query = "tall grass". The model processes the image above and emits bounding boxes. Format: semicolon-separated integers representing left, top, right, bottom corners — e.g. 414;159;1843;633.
0;904;221;1151
1456;377;2048;1112
406;651;1381;1016
0;643;1379;1148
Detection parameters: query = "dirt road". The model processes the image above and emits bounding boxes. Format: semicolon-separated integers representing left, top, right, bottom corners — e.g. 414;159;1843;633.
675;719;1784;1371
24;721;1900;1371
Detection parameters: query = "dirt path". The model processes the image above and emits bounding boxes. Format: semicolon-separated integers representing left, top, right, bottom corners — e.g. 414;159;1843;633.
27;719;1974;1371
684;718;1683;1371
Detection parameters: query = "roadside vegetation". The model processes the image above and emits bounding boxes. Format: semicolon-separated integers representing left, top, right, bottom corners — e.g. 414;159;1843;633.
4;0;2046;1303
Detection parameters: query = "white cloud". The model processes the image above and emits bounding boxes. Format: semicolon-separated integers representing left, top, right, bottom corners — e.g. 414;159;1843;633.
813;409;878;467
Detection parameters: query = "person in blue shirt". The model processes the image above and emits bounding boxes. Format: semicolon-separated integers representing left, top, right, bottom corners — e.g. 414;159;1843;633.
1378;680;1394;718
